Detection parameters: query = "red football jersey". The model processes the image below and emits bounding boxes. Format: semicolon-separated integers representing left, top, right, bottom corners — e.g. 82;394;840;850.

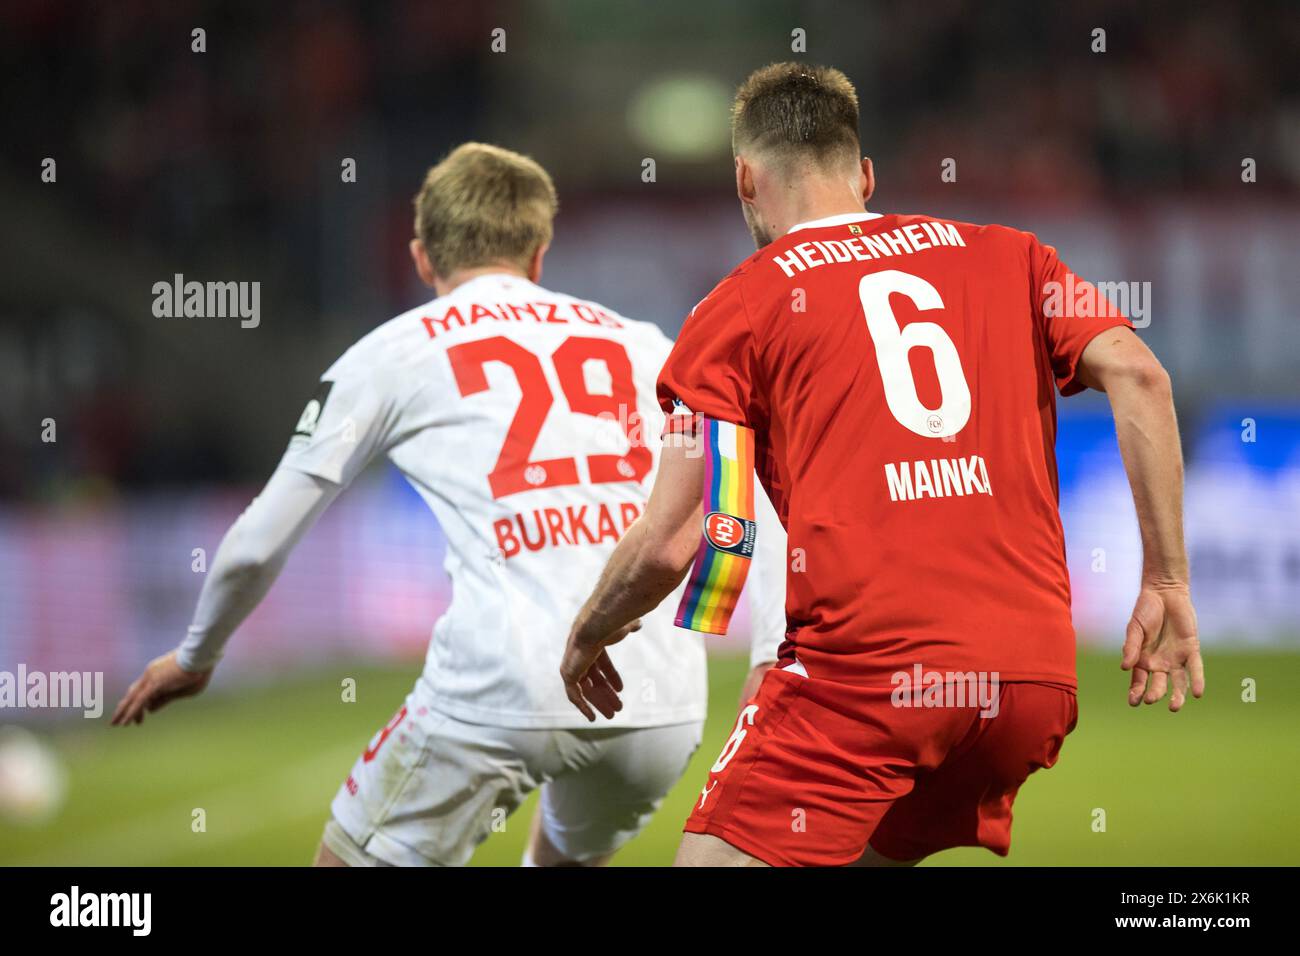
658;211;1132;688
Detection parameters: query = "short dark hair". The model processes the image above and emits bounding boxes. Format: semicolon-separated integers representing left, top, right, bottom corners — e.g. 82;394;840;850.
732;62;860;169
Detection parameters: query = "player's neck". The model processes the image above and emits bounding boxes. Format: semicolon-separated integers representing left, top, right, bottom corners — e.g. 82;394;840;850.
434;264;531;296
770;174;869;236
781;204;867;236
775;194;867;236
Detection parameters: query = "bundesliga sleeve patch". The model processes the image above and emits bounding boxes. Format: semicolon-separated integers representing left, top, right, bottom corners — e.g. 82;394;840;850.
293;381;334;439
675;417;757;635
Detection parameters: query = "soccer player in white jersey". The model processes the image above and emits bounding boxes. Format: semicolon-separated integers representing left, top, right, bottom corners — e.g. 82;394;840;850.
111;143;785;866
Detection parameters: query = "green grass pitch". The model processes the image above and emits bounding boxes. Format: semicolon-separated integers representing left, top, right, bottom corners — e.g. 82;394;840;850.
3;650;1297;866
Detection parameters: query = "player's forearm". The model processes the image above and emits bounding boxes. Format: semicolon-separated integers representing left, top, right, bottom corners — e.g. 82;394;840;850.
573;516;694;642
1106;367;1189;585
176;468;340;671
571;436;707;644
177;526;290;671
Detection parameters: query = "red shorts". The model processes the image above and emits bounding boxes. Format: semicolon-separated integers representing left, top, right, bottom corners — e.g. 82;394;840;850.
685;667;1077;866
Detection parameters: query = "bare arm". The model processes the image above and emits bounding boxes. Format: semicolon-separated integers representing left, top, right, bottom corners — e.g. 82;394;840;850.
560;436;705;721
1077;327;1205;711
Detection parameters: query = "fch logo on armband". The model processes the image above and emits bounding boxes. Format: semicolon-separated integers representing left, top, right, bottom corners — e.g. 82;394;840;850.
704;511;756;558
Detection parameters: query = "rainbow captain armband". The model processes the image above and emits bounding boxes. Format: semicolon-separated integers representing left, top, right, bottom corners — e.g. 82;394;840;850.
674;417;757;635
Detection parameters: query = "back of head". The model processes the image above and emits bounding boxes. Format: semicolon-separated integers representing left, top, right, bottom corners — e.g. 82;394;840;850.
732;62;861;174
413;142;558;277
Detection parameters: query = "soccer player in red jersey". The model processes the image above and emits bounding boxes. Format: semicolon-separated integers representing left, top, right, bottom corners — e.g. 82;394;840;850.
560;62;1205;867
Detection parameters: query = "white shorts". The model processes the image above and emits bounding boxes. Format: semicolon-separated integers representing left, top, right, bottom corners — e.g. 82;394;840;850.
326;687;703;866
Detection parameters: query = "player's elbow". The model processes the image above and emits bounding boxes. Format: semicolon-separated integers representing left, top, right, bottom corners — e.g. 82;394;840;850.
216;527;280;582
637;548;689;586
219;549;275;587
637;524;697;585
1126;354;1171;395
1104;347;1171;396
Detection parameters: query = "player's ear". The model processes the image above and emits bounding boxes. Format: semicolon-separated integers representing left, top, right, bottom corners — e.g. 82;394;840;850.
735;155;758;206
528;243;547;284
859;156;875;205
410;239;438;288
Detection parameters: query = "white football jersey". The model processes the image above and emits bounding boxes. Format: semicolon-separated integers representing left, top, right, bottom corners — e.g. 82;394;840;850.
279;273;731;728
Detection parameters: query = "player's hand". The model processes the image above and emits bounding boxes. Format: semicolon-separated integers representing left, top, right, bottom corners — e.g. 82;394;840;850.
739;660;775;713
111;650;213;726
1121;582;1205;712
560;618;640;721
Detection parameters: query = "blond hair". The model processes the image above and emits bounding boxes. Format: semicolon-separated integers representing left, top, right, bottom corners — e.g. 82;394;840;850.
413;143;558;276
732;62;860;169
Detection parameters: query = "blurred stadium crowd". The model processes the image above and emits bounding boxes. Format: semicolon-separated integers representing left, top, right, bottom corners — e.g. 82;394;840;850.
0;1;1297;676
8;1;1298;247
1;0;1297;495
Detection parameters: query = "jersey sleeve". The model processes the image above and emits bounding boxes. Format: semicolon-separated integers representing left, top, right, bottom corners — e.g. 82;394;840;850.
177;466;342;672
277;341;405;487
657;274;764;432
745;482;788;668
1029;234;1134;396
